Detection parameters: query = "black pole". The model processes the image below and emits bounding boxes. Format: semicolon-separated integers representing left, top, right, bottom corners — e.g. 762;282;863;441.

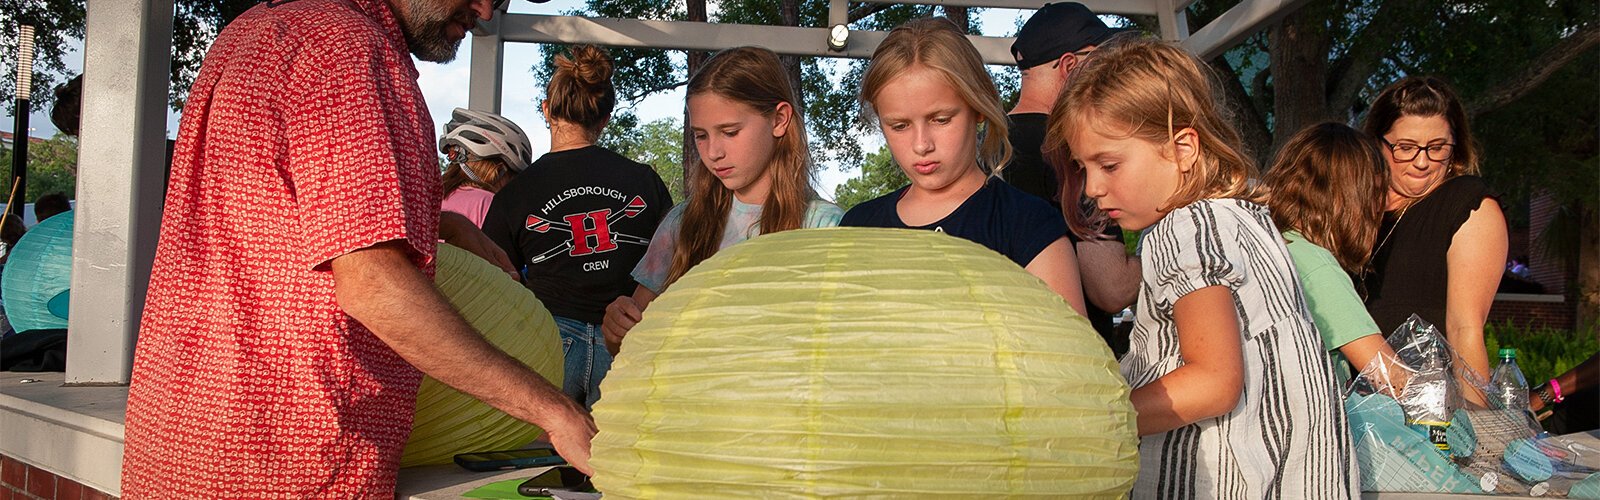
9;99;27;219
10;23;33;219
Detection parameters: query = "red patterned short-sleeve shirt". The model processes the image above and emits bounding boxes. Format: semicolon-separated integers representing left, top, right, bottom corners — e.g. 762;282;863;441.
121;0;441;496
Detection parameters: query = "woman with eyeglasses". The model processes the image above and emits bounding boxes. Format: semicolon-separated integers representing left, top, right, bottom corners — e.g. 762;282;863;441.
1358;76;1507;380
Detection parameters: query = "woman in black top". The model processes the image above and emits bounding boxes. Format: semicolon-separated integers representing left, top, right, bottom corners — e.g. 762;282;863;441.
482;46;672;409
1358;76;1506;380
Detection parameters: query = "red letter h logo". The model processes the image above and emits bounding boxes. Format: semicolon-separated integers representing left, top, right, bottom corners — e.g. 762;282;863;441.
565;209;618;256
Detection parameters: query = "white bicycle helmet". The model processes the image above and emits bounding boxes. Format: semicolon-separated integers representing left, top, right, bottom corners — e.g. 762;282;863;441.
439;107;534;174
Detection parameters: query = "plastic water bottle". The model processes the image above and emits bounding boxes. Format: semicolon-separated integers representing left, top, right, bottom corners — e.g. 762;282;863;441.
1403;352;1456;456
1491;348;1530;412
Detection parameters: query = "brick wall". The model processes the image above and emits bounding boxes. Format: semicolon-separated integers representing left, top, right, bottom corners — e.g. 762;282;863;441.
1528;192;1568;295
1509;226;1530;268
1488;295;1577;331
0;455;114;500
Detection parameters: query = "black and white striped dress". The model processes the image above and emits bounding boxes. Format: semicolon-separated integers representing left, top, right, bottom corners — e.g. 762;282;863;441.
1124;199;1358;499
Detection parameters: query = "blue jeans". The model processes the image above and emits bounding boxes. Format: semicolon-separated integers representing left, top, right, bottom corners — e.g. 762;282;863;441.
554;316;613;410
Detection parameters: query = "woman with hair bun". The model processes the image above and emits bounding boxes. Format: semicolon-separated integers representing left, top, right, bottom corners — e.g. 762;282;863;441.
482;45;673;410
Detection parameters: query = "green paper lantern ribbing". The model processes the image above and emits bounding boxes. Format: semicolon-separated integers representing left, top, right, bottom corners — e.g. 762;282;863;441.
400;243;564;467
590;227;1139;498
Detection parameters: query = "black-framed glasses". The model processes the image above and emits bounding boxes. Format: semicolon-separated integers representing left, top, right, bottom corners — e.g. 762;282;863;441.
1381;138;1455;163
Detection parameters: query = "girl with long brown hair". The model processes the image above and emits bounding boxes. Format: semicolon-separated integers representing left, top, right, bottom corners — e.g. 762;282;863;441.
1265;122;1405;386
600;46;843;354
840;17;1087;316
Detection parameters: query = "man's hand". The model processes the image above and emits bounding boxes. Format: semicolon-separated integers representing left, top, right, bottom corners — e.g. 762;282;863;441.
602;296;643;355
439;211;518;280
542;405;600;475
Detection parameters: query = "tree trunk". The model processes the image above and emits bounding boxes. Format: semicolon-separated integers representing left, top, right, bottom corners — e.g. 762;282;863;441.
1210;57;1273;166
682;0;709;193
1265;6;1336;158
945;7;968;33
780;0;805;114
1579;206;1599;329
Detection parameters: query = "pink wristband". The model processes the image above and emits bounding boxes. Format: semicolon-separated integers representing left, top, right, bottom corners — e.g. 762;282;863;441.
1550;379;1565;403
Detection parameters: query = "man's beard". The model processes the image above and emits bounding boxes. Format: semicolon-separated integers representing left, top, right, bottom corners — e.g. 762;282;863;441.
401;0;471;63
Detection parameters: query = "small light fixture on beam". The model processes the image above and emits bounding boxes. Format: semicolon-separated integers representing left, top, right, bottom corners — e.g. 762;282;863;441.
827;24;849;51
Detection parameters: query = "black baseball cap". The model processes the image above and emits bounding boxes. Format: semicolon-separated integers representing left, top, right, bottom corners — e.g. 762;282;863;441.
1011;2;1128;69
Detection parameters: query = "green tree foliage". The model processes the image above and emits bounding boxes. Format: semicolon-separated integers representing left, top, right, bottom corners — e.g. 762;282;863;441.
3;0;255;114
599;114;686;204
1183;0;1597;317
2;0;86;114
832;146;904;210
1484;320;1599;386
1186;0;1596;212
0;133;78;202
534;0;988;170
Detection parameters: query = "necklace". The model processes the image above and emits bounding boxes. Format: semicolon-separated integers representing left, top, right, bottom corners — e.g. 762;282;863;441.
1360;204;1410;302
1372;204;1410;259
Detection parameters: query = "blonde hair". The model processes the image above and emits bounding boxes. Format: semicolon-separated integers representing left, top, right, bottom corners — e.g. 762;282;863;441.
1265;122;1389;273
1045;38;1261;239
668;47;817;287
860;17;1011;175
546;45;616;137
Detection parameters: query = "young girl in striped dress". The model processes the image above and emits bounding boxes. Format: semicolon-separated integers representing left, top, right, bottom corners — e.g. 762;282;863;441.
1046;38;1358;499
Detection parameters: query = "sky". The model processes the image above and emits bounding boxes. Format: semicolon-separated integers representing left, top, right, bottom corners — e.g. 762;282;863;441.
3;1;1036;198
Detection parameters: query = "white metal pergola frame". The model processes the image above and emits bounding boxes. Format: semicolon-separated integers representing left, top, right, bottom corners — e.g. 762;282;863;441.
65;0;1306;384
463;0;1311;112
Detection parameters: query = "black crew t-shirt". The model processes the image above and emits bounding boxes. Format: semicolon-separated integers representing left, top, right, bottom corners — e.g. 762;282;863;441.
482;146;673;324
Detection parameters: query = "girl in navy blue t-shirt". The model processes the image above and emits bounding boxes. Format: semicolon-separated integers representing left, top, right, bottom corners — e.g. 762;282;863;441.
841;18;1086;316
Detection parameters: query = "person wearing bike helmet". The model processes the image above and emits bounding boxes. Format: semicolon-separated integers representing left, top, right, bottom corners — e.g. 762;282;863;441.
440;107;534;227
483;45;672;410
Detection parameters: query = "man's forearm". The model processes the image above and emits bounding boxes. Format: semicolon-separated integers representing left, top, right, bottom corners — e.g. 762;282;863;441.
1075;239;1140;311
333;242;575;427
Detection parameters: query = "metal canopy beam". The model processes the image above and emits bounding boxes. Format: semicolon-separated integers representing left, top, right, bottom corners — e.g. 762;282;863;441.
1181;0;1310;59
498;13;1022;65
469;15;505;113
852;0;1158;17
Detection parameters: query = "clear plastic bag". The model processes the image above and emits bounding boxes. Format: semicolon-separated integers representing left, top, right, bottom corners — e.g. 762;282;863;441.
1346;314;1600;497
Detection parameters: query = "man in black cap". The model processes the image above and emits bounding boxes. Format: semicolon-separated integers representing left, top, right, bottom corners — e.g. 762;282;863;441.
1006;2;1139;353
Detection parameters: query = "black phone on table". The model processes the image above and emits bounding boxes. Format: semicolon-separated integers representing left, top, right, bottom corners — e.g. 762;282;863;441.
516;466;594;496
451;446;566;472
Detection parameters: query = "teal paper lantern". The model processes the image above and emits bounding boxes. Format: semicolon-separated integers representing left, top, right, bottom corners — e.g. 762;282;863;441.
591;227;1139;498
2;211;73;332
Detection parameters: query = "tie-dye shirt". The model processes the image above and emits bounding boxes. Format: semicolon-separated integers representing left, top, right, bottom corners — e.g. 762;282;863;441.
631;198;844;293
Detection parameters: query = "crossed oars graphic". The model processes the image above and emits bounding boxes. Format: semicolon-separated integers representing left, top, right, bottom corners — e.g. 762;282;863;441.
524;196;650;264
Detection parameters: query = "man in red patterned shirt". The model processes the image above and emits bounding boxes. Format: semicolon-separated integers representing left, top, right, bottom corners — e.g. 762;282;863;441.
120;0;594;496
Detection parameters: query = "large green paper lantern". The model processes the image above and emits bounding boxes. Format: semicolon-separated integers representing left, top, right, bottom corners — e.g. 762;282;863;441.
2;211;74;332
400;243;565;467
590;228;1139;498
